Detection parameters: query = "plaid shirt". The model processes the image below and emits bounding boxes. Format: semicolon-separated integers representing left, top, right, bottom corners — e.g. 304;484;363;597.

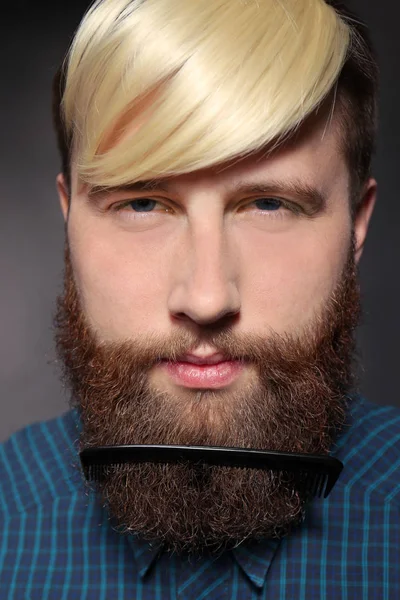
1;395;400;599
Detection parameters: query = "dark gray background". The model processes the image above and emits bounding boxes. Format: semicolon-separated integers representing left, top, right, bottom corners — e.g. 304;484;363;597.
1;1;399;442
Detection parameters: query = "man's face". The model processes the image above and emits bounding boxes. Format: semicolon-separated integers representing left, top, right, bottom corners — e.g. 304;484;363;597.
55;110;376;554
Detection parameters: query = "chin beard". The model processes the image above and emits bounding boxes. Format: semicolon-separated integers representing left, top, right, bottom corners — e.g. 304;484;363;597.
54;237;361;556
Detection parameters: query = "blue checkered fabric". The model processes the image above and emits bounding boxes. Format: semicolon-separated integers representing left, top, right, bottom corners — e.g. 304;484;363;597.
1;395;400;599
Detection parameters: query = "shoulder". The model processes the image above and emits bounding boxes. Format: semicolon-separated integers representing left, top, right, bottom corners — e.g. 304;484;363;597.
0;411;84;518
334;396;400;504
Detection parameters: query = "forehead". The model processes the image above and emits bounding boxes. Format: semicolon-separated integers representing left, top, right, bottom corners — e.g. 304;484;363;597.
173;116;343;190
74;103;347;197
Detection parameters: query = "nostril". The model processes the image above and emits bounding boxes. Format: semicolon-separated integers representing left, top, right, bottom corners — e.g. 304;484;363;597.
171;308;240;330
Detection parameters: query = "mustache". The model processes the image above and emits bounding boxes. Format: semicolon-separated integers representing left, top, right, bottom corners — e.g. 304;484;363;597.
76;318;337;374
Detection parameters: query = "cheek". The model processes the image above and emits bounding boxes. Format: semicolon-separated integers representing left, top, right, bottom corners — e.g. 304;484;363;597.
239;221;351;332
69;229;169;340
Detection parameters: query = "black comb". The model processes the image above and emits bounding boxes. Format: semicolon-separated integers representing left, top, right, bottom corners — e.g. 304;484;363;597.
80;445;343;499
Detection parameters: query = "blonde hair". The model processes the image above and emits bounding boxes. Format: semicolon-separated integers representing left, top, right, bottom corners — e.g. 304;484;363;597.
61;0;351;189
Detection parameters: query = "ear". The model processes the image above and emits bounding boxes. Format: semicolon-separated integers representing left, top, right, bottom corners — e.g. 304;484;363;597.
354;178;377;264
56;173;70;222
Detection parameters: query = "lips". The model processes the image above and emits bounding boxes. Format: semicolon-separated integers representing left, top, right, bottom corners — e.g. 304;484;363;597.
161;353;244;389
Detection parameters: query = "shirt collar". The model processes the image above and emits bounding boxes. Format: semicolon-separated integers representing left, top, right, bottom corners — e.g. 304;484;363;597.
126;533;281;588
231;537;281;588
126;535;163;578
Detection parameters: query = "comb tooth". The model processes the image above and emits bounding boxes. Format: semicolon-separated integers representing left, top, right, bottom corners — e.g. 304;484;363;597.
297;470;304;492
307;472;315;498
295;470;304;490
318;474;327;498
311;472;321;498
296;470;306;495
309;473;317;498
313;473;320;497
324;473;334;498
303;471;313;499
301;470;308;487
314;474;320;496
314;473;322;498
306;472;314;497
303;471;311;497
318;473;325;497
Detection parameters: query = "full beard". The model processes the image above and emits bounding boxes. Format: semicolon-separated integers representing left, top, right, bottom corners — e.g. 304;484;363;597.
53;235;361;557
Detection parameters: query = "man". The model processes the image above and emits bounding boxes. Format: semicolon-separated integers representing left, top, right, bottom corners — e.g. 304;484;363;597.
1;0;400;597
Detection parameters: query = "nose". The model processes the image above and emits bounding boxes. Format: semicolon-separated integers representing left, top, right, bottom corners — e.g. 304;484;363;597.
167;221;241;326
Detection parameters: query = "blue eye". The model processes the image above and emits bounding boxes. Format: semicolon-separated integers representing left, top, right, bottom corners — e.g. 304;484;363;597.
129;199;157;212
254;198;281;211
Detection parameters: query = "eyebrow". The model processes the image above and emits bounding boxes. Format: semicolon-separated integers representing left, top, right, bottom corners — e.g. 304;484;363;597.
232;180;327;214
88;178;327;214
88;180;168;197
